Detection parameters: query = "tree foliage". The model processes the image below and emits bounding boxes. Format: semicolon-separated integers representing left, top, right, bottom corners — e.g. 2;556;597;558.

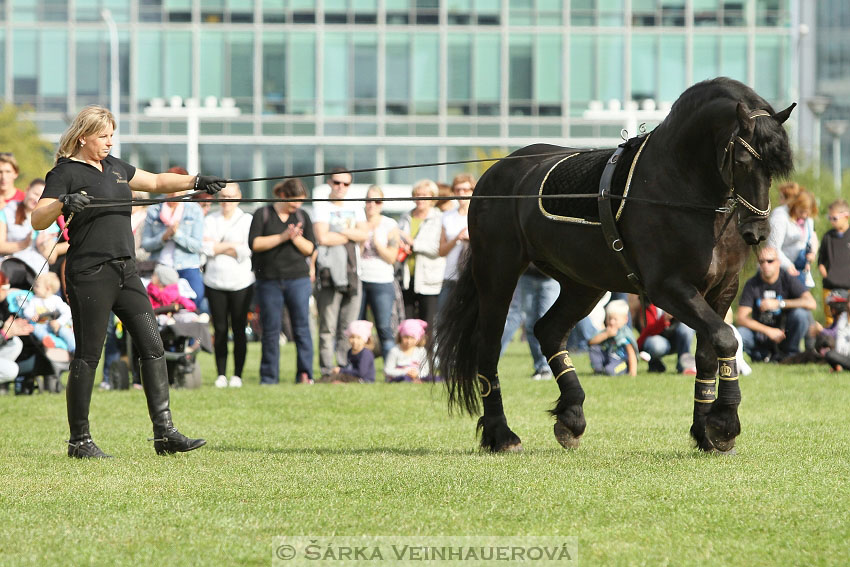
0;104;55;186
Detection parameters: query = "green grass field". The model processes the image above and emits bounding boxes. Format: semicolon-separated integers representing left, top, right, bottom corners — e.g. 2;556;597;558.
1;340;848;566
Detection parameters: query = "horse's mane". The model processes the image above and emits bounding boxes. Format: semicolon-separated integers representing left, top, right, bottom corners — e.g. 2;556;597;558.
666;77;794;177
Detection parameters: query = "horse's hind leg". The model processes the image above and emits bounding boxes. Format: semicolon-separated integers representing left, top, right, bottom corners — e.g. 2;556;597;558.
472;254;525;453
534;279;604;450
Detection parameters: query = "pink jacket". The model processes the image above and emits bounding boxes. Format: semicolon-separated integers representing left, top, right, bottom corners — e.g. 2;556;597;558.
146;282;196;312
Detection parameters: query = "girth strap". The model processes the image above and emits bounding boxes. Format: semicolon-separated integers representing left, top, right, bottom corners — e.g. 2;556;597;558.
598;143;644;294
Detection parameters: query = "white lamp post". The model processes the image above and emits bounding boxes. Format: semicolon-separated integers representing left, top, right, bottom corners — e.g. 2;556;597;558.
102;9;120;158
583;99;672;140
806;96;830;178
143;96;241;174
824;119;848;195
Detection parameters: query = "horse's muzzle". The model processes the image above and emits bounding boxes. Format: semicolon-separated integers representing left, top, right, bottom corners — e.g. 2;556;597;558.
738;217;769;245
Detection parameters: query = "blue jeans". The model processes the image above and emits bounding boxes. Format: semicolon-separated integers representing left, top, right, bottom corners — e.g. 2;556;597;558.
177;267;205;311
500;273;560;373
567;317;600;353
360;281;397;357
736;307;809;361
256;277;314;384
641;322;695;372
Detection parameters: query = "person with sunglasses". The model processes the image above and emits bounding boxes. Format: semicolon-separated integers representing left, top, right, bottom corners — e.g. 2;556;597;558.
735;245;816;363
359;185;400;358
313;167;368;378
32;105;226;458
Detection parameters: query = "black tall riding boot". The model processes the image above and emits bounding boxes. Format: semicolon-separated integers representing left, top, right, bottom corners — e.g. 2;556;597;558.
66;359;111;458
140;355;206;455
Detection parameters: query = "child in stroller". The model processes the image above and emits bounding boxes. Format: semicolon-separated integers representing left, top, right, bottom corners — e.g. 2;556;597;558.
146;265;211;388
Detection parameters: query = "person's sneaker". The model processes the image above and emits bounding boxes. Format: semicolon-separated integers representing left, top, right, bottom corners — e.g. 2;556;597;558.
98;381;111;391
532;369;553;381
298;372;314;384
682;367;698;376
679;353;697;375
68;436;112;459
228;376;242;388
648;359;667;373
214;375;228;388
639;351;652;362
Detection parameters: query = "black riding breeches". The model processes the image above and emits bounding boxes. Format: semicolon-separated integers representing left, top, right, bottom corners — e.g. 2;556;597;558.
66;258;164;369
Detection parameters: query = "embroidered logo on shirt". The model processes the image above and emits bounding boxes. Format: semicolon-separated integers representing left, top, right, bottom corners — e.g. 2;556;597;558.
113;171;128;184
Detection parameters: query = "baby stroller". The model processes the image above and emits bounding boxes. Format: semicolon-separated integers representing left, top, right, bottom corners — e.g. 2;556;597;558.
158;316;212;389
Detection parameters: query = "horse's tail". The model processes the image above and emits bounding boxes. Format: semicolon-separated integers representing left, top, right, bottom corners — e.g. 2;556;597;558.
430;251;481;415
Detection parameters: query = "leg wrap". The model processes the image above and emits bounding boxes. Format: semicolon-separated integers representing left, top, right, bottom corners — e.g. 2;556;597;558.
478;373;504;416
694;377;717;404
716;356;741;406
549;350;585;405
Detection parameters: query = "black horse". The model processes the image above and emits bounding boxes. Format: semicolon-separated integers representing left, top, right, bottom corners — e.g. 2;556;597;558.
432;78;795;453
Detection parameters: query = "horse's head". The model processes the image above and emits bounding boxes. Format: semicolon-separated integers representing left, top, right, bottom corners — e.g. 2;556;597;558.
716;100;796;245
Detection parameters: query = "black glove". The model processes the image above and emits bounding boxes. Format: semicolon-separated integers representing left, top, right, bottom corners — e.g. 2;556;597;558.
194;175;227;195
58;192;91;216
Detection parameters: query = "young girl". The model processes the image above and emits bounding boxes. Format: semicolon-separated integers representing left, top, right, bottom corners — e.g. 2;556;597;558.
146;264;197;323
384;319;435;382
319;320;376;383
22;272;75;353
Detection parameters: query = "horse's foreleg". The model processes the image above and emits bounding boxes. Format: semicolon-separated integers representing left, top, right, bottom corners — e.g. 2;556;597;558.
654;285;741;453
536;282;603;450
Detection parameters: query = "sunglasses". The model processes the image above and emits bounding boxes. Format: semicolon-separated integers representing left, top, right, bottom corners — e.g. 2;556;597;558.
758;258;777;264
829;214;847;221
366;200;382;205
330;179;351;187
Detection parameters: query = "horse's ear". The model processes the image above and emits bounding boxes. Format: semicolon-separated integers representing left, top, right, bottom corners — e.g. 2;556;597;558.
773;102;796;125
736;102;755;137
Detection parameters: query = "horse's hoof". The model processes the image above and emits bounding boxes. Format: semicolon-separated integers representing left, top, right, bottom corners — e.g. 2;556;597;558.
496;441;523;453
554;421;582;450
705;425;736;453
709;446;737;456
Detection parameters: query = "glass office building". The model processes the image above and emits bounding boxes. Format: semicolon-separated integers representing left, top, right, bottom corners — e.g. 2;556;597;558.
1;0;795;194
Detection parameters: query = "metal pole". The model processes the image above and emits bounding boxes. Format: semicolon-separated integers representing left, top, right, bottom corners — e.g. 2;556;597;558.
833;137;842;196
102;9;121;158
814;117;821;179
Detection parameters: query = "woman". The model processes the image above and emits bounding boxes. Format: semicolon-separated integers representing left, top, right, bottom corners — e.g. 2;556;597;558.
0;153;25;209
398;179;445;327
768;189;819;287
248;178;316;385
141;165;206;309
0;179;67;279
437;173;475;308
359;185;400;357
32;105;225;458
203;183;254;388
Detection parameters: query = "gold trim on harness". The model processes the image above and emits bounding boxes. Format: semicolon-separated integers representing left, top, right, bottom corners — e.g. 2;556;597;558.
537;153;599;224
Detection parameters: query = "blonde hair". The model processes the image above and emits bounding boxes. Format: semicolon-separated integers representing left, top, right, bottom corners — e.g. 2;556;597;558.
0;153;19;174
56;105;116;163
366;184;384;198
411;179;438;198
605;299;630;318
36;272;61;295
828;199;849;214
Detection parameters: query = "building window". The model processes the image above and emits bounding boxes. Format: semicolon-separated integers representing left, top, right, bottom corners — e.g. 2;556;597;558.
13;29;68;111
385;33;411;115
200;32;254;113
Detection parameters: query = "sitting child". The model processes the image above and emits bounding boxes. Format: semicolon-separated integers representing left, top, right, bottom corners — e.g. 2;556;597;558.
147;264;197;324
22;272;74;353
318;320;376;383
588;299;638;376
384;319;439;382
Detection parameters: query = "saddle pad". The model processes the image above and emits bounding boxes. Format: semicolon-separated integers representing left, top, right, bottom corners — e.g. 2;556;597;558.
538;138;644;224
